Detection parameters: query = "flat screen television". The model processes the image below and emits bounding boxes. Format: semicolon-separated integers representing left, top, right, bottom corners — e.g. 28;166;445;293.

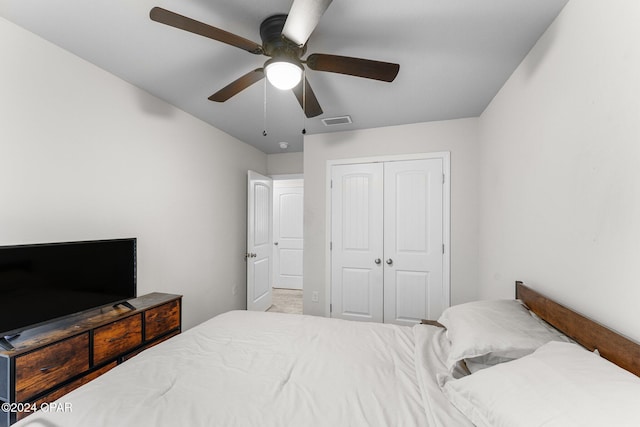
0;238;137;341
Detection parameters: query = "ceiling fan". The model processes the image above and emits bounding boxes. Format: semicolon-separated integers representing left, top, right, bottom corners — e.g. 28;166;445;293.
149;0;400;118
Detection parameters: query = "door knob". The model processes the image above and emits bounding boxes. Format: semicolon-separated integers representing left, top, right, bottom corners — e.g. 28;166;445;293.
386;258;393;265
374;258;381;265
274;242;279;246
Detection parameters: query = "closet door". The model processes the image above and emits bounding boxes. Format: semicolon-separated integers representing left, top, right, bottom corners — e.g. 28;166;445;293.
383;159;444;325
273;179;304;290
330;163;384;322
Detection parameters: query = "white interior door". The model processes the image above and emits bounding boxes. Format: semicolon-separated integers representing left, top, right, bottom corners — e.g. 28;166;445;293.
330;163;384;323
247;171;273;311
383;159;444;325
330;155;448;324
273;179;304;290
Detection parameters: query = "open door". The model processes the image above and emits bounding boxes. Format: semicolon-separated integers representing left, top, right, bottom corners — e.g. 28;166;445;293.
247;171;273;311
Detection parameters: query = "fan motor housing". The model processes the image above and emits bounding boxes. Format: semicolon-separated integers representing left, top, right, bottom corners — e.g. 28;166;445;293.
260;14;306;58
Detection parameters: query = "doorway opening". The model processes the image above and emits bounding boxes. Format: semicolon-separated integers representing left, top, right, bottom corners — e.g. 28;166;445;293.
247;172;303;315
269;175;303;314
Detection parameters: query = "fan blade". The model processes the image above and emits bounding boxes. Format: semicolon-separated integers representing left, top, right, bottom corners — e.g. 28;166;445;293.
150;7;263;55
306;53;399;82
292;77;323;118
209;69;265;102
282;0;333;47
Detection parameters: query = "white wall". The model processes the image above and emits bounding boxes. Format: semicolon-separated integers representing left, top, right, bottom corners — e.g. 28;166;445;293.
0;18;267;331
267;152;304;175
478;0;640;341
304;119;480;316
6;0;637;342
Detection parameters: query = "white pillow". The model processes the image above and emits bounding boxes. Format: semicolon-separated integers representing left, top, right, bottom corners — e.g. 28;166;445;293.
443;341;640;427
438;299;568;372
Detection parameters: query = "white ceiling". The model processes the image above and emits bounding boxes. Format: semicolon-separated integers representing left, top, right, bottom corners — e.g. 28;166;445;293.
0;0;568;154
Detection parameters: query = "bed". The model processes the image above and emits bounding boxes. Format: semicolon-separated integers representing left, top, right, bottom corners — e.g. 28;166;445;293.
10;282;640;427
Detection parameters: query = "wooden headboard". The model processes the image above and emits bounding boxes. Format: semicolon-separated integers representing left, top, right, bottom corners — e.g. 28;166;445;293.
516;281;640;377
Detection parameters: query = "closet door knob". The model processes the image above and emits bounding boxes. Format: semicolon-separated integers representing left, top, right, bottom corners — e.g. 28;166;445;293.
386;258;393;265
374;258;381;265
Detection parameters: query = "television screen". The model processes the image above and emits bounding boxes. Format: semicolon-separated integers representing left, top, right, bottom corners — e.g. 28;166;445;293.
0;238;136;337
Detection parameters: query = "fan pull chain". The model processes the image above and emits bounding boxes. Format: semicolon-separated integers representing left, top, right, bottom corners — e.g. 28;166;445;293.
301;69;307;135
262;78;268;136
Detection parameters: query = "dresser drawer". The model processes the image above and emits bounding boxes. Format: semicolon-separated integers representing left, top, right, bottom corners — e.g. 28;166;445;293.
145;300;180;341
15;333;89;402
16;361;116;422
93;314;142;365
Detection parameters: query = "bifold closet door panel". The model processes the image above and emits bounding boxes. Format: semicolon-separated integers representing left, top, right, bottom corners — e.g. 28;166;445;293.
331;163;384;323
383;159;444;325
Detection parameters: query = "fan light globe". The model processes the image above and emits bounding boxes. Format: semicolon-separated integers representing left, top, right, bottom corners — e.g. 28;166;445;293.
265;59;303;90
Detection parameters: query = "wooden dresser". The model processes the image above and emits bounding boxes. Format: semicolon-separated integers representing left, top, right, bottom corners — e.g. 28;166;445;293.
0;292;181;426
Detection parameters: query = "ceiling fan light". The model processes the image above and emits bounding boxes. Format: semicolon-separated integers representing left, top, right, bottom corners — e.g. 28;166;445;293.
265;59;303;90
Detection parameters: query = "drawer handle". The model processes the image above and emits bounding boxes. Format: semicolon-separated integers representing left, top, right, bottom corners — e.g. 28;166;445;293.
39;365;58;373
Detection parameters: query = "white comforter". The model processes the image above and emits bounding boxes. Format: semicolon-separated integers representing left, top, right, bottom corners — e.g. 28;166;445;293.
14;311;472;427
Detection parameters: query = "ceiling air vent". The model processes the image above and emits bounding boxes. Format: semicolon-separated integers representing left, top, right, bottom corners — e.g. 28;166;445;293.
322;115;352;126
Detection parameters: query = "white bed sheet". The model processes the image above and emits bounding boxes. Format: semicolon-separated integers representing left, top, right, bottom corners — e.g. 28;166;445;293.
13;310;471;427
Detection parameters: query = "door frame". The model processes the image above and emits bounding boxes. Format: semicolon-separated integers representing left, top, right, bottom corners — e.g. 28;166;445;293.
325;152;451;317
